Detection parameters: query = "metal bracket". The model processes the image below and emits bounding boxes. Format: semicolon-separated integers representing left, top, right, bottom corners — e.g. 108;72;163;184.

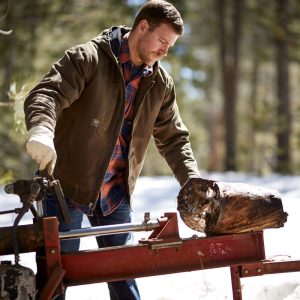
138;212;183;251
238;261;265;277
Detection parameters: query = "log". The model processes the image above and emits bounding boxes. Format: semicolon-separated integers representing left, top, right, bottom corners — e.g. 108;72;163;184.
177;178;288;236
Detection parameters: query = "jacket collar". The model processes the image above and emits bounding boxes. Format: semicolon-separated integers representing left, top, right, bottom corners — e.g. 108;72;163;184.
109;26;158;77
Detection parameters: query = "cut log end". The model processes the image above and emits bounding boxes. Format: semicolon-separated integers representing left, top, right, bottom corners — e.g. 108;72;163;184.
177;178;288;236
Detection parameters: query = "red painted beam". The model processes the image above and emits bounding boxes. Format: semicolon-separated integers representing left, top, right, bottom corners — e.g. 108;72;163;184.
237;260;300;278
264;260;300;274
61;231;266;286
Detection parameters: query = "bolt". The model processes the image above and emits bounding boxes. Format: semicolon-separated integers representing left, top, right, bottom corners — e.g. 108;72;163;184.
256;268;262;273
244;269;249;275
50;249;56;254
144;212;150;222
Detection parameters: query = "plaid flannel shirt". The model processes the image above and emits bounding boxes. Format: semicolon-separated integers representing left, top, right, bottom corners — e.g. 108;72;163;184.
100;34;152;216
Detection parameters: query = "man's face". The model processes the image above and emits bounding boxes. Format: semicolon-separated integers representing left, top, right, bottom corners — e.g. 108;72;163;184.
135;21;180;66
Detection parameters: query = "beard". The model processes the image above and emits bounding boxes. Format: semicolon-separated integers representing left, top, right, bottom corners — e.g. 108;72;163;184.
139;51;160;66
135;37;162;66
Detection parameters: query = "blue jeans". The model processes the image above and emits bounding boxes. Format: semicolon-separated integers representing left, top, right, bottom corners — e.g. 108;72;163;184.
46;195;141;300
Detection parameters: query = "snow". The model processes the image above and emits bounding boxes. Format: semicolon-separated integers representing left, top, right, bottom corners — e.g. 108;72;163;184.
1;172;300;299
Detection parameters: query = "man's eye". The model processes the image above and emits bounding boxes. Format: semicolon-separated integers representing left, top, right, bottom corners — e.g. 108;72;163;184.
160;39;166;44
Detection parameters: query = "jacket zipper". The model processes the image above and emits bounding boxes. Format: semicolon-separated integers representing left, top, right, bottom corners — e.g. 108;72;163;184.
89;64;126;210
125;79;155;198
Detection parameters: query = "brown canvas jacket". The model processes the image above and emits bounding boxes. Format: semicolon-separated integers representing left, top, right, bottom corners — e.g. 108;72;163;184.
24;26;200;211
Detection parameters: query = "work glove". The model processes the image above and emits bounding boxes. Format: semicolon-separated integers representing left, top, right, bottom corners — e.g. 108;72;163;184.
26;126;57;175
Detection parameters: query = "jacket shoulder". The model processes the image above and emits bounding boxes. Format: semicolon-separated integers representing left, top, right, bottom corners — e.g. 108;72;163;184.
65;40;100;65
156;63;175;90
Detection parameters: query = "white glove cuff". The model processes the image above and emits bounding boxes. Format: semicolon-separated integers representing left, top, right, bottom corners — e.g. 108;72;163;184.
28;126;54;148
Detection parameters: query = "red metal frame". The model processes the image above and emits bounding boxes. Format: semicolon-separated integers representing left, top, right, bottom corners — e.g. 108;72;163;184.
34;213;300;300
37;217;65;300
230;260;300;300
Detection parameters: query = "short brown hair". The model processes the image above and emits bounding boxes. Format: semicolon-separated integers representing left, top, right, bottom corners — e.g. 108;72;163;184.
132;0;184;35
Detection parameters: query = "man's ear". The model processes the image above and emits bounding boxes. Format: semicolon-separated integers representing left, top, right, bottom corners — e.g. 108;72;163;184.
139;19;149;32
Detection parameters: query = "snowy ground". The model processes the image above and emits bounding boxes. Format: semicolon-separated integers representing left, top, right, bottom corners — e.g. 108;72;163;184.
1;172;300;299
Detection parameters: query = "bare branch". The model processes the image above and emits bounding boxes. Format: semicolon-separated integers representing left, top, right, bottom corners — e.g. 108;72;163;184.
0;29;12;35
0;0;11;22
0;102;13;107
0;0;12;35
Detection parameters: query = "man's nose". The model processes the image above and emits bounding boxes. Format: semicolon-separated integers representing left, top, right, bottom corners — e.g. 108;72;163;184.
159;46;169;57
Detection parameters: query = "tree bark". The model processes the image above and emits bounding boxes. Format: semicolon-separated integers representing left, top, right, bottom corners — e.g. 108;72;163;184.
216;0;243;171
275;0;292;173
177;178;288;236
248;47;259;172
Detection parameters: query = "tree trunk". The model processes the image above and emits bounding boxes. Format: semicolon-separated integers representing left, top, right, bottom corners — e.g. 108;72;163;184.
248;48;259;172
177;178;288;236
216;0;243;171
1;0;14;101
275;0;292;173
206;83;222;171
207;108;221;171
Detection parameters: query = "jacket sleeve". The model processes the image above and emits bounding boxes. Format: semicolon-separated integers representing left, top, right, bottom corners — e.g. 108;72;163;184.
24;42;98;132
152;77;201;186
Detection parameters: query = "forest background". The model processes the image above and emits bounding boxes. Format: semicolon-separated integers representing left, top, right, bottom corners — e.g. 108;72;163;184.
0;0;299;184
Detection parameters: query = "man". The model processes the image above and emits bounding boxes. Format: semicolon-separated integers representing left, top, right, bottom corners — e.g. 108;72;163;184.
24;0;200;299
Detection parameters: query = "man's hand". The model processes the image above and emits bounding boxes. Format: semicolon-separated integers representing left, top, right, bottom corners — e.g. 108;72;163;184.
26;126;57;175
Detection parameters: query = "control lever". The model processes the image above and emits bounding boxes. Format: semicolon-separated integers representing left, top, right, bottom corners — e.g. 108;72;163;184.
39;168;71;224
48;175;72;224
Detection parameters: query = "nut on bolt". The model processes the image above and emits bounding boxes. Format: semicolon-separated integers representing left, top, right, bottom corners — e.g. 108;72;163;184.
144;212;150;222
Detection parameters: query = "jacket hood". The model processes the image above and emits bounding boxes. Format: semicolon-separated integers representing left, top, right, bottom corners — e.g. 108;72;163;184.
91;26;130;63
